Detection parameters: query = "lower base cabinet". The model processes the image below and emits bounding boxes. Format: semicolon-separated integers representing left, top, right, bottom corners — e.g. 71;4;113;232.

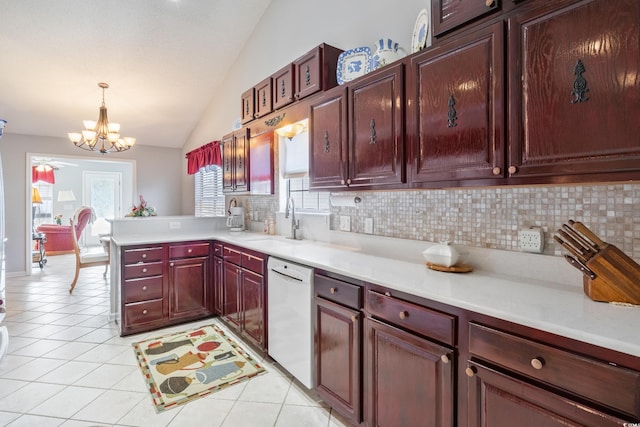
466;362;629;427
365;318;455;427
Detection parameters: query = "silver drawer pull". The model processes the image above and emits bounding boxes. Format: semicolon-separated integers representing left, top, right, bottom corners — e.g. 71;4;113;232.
142;286;147;291
440;354;450;364
330;287;337;294
142;309;148;315
142;268;147;273
531;357;545;370
465;366;476;377
142;253;147;259
188;249;192;253
384;292;391;297
399;310;408;320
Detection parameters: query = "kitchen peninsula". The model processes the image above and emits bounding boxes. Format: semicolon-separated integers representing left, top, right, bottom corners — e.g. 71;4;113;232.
109;215;640;426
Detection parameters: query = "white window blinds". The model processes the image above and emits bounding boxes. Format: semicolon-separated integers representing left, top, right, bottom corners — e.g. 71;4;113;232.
195;166;224;217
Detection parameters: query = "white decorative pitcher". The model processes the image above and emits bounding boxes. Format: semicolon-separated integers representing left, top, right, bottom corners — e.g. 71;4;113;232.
370;38;406;70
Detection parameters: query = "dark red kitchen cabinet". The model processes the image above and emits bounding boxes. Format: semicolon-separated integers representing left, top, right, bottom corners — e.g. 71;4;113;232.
294;43;342;101
508;0;640;182
212;246;224;315
365;317;454;427
431;0;500;37
222;259;241;332
466;361;630;427
254;77;272;119
222;128;249;193
272;63;295;110
168;256;210;321
408;22;505;185
348;62;405;188
241;88;254;124
241;269;265;349
309;86;348;189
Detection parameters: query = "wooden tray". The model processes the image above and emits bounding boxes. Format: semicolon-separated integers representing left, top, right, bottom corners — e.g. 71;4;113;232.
426;262;473;273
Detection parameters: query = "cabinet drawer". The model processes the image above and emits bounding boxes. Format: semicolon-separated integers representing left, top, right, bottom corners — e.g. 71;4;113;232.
169;242;210;259
213;242;223;257
124;299;164;326
123;261;163;280
469;323;640;418
123;276;163;303
123;246;163;264
223;246;242;265
315;274;362;310
366;289;455;346
241;252;265;274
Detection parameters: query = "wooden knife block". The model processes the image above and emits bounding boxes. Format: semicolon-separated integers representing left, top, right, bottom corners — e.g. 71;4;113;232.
583;244;640;305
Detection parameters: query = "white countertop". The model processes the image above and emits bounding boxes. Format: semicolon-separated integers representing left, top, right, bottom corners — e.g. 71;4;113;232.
111;230;640;358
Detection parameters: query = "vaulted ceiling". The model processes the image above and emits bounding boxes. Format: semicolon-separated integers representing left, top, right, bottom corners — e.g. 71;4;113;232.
0;0;272;148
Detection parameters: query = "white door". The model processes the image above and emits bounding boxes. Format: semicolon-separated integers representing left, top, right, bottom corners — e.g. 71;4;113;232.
82;171;122;247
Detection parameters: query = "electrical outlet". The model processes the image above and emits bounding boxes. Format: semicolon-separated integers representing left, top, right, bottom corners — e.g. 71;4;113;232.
518;227;544;253
169;221;181;230
339;215;351;232
364;218;374;234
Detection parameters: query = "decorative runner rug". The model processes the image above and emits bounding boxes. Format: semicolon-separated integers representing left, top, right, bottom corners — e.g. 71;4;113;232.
132;324;266;412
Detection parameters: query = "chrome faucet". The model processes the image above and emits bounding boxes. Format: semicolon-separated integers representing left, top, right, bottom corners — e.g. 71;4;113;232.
284;197;300;239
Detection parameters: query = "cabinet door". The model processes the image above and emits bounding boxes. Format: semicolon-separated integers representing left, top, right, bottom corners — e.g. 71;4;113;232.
272;64;295;110
508;0;640;181
431;0;499;37
409;22;504;184
315;297;362;424
213;256;223;315
233;129;249;192
365;317;454;427
241;269;264;349
348;63;405;188
466;361;630;427
309;87;348;189
168;256;210;321
254;77;272;119
294;46;322;100
222;260;241;331
241;88;254;124
222;132;234;192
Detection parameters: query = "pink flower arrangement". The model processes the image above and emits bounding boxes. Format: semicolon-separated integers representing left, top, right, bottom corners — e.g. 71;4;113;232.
126;195;157;217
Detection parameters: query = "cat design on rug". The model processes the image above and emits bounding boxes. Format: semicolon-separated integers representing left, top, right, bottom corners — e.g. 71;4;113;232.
154;351;207;375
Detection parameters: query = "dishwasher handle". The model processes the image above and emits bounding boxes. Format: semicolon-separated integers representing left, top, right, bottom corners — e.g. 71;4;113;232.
270;268;304;282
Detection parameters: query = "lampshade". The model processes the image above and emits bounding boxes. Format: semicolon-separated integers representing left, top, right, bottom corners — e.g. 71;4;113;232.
57;190;76;202
32;187;42;204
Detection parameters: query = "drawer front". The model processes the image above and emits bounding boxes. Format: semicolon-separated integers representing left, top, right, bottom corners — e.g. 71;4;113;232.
213;242;223;257
124;299;164;326
241;252;265;274
123;261;163;280
223;246;242;265
366;289;455;346
123;246;164;264
315;274;362;310
469;323;640;418
169;242;210;259
123;276;163;303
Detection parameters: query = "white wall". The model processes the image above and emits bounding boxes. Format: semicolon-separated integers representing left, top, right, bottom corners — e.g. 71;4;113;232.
181;0;429;213
0;133;182;274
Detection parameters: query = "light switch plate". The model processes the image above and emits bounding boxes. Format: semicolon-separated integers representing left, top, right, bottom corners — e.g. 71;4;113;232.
339;215;351;232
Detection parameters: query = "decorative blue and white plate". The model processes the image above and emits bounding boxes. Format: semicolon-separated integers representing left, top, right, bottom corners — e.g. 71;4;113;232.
411;8;429;53
336;47;372;85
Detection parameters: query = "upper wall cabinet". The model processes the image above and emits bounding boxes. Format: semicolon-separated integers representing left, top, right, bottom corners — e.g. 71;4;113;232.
222;128;249;193
241;88;255;125
272;64;295;110
431;0;500;37
293;43;343;101
507;0;640;182
408;22;504;186
309;63;405;190
254;77;273;120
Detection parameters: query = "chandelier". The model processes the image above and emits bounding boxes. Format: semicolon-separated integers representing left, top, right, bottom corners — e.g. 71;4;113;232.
68;82;136;154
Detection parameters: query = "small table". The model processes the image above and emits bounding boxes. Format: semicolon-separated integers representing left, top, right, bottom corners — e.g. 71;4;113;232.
32;232;47;269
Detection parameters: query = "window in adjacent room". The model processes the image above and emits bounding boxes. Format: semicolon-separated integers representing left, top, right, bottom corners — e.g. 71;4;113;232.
195;166;225;216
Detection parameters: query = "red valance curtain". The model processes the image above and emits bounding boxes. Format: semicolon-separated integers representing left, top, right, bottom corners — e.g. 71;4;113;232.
185;141;222;175
32;165;55;183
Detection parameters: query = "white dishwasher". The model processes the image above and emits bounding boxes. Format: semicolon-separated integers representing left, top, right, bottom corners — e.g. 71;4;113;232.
267;257;314;389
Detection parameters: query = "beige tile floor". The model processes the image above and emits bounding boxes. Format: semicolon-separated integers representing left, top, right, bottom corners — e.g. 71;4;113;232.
0;253;353;427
